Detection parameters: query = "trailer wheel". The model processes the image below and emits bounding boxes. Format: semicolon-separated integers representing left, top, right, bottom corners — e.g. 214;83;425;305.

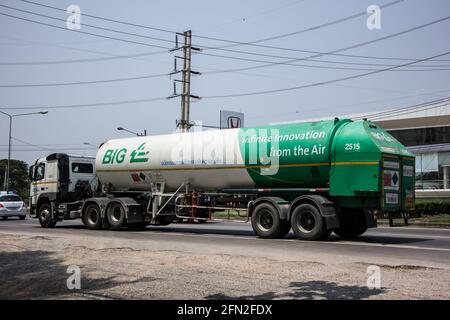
251;203;287;239
83;204;102;230
107;202;126;229
37;203;57;228
334;209;367;239
290;203;328;240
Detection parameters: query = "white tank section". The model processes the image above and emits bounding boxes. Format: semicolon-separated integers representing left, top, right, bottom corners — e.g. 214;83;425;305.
95;129;254;192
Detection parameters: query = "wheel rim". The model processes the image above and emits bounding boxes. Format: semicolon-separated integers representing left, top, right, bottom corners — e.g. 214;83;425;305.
257;210;273;231
40;208;50;222
111;205;122;222
87;207;99;225
298;211;316;233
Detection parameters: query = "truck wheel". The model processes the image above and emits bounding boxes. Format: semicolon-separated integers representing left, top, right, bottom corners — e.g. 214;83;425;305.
107;202;126;229
290;203;328;241
251;203;286;239
334;209;367;239
38;203;57;228
83;204;102;230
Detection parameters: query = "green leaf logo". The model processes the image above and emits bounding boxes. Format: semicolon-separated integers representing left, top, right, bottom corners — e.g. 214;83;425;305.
130;143;149;163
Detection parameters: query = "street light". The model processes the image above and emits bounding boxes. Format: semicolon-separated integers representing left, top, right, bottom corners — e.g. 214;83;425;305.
0;110;48;191
83;142;98;148
117;127;147;136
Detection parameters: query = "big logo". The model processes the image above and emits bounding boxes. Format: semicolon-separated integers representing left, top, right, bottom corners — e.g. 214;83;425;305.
102;143;149;164
102;148;127;164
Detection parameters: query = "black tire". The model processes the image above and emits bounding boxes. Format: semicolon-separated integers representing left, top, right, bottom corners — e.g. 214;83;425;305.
2;217;7;220
106;202;127;229
157;215;173;226
37;203;57;228
83;204;103;230
19;215;26;220
334;209;367;239
251;203;287;239
290;203;329;241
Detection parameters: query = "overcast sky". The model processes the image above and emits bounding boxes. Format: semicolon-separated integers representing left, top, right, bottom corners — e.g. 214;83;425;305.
0;0;449;165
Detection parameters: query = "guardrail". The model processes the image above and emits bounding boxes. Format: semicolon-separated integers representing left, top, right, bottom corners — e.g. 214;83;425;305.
415;179;449;190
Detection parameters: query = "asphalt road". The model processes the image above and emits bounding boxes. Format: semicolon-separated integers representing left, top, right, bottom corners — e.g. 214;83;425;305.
1;217;449;268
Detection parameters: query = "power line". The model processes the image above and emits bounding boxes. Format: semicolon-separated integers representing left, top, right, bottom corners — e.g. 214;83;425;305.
16;0;450;63
18;0;177;34
247;90;450;120
198;0;404;48
1;142;100;147
0;4;174;45
0;96;167;110
365;101;450;121
202;50;450;98
199;47;450;68
0;72;169;88
4;138;99;152
353;96;450;120
0;11;172;50
199;16;450;74
0;50;167;66
197;51;450;72
0;33;168;65
10;137;53;151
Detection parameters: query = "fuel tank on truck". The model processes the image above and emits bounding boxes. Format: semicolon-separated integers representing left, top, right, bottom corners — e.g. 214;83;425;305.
95;119;343;192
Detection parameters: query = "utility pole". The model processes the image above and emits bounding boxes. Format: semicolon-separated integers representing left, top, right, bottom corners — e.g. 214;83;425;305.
167;30;201;132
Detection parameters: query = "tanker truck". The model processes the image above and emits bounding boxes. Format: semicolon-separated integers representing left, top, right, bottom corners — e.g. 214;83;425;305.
28;118;415;240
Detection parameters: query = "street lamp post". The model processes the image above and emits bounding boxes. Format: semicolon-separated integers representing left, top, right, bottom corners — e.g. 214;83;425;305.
83;142;98;148
117;127;147;136
0;110;48;191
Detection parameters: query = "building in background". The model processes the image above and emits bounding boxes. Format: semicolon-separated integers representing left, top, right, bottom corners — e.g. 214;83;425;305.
370;100;450;190
274;98;450;190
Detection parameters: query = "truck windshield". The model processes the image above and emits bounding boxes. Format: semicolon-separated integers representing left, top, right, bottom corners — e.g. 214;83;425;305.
34;164;45;180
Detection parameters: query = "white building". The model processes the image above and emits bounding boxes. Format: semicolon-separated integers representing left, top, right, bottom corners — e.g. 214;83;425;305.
273;99;450;190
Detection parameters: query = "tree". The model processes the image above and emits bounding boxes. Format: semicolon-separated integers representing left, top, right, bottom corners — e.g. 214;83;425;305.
0;159;30;199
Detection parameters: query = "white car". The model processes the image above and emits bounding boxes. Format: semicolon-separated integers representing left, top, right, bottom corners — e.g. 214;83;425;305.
0;194;27;220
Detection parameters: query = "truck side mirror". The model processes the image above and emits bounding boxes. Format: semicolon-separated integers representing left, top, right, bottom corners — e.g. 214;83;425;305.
29;165;34;181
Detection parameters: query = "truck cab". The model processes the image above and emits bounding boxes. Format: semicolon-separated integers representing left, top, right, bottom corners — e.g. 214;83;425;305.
29;153;97;226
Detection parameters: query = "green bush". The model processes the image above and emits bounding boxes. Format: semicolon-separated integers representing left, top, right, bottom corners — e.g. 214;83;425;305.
415;200;450;216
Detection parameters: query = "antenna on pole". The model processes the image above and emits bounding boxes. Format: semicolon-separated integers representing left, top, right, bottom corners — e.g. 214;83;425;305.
167;30;201;132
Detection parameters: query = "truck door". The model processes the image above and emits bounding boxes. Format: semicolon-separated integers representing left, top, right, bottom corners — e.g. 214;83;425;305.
401;157;415;212
381;155;401;210
30;162;46;207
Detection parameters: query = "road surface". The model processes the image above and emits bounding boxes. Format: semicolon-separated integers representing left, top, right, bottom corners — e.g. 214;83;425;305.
0;218;449;299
